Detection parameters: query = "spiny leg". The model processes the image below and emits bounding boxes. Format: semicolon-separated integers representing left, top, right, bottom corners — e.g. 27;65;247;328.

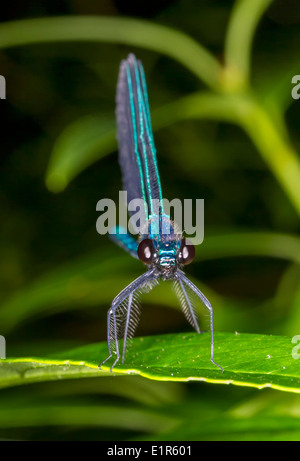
122;292;133;364
178;278;200;334
177;271;224;372
98;308;113;368
109;308;120;371
99;269;156;371
99;304;121;371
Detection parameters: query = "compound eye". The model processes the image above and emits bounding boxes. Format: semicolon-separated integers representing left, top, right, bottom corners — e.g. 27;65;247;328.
138;239;155;264
179;239;195;265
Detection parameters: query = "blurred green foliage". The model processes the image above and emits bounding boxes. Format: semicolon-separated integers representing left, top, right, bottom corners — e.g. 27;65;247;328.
0;0;300;441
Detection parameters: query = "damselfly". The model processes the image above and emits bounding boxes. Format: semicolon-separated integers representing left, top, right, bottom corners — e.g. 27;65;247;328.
100;54;223;372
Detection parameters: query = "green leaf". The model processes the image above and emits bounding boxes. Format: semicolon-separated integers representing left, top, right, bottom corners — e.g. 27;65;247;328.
1;332;300;394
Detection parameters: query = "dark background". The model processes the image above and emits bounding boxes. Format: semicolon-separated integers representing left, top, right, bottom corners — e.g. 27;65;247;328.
0;0;300;441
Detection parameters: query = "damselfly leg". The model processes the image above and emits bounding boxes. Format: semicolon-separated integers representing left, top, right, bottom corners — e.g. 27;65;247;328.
176;271;224;372
99;269;157;371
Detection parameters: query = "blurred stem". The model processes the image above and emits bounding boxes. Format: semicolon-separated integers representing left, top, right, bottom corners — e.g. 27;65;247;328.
0;405;177;432
0;12;299;215
0;16;222;90
154;92;300;216
274;264;300;310
240;101;300;217
155;92;300;215
45;90;300;215
224;0;274;87
198;232;300;264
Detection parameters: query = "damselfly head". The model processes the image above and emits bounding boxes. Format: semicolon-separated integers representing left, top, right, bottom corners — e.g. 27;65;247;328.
137;237;177;275
137;236;195;279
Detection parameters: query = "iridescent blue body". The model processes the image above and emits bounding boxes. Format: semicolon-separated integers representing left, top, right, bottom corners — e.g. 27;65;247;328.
100;54;223;372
